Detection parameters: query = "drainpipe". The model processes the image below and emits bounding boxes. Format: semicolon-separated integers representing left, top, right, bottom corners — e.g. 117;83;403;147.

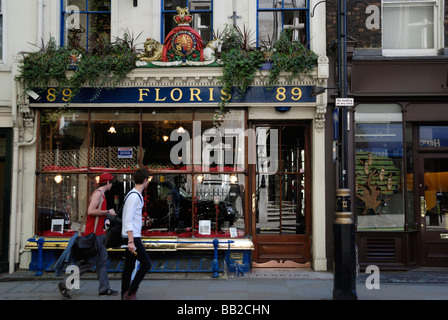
10;54;37;274
8;1;43;273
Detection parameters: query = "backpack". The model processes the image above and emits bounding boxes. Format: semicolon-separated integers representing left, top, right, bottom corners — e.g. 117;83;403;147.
104;190;142;248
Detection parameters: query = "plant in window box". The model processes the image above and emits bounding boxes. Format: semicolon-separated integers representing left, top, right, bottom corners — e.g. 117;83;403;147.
15;31;141;106
267;29;318;88
214;24;264;125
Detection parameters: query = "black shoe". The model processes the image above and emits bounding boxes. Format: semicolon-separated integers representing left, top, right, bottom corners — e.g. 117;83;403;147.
58;281;72;299
99;288;119;297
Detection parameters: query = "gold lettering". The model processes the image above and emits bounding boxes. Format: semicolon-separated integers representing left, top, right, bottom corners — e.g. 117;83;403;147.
62;88;73;102
209;88;215;101
155;88;167;101
138;88;150;101
220;89;231;101
171;88;183;102
190;88;202;101
276;87;286;101
291;87;302;101
47;88;57;102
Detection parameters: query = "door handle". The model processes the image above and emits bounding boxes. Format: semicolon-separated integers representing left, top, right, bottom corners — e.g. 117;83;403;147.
252;193;256;213
420;196;427;218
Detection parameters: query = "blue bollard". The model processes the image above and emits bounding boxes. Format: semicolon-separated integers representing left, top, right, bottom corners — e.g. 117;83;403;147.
212;239;219;278
35;238;45;276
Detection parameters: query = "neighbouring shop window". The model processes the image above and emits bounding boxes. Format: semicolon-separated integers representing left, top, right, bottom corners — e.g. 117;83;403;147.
162;0;213;44
257;0;309;46
382;0;439;56
36;108;246;238
61;0;111;50
355;104;405;231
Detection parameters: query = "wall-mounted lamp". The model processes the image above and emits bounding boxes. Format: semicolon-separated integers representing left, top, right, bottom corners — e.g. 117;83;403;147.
275;106;291;113
311;86;338;97
133;0;138;7
163;135;169;142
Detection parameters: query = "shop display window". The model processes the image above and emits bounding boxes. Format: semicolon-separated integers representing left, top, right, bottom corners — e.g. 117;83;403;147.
355;104;405;231
36;108;247;238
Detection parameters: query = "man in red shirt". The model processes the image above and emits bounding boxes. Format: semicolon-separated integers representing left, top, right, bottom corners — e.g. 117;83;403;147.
58;173;119;299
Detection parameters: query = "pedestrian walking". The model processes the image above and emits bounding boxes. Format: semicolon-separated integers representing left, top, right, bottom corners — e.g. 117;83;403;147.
121;168;152;300
58;172;119;299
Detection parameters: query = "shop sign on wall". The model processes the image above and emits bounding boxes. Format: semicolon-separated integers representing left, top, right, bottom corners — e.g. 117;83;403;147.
35;86;316;104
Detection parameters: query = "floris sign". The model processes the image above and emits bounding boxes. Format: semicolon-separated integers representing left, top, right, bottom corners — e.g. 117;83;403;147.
34;86;316;104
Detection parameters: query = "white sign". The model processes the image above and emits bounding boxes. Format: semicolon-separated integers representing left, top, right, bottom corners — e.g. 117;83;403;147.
336;98;354;106
118;147;133;159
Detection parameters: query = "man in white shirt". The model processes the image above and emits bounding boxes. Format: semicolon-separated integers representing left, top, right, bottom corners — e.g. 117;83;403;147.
121;168;152;300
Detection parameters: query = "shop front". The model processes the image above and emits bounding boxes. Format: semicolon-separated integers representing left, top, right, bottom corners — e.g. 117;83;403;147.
24;54;330;272
351;59;448;270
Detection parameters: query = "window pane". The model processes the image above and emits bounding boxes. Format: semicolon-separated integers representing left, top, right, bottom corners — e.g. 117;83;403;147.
195;109;245;172
258;11;281;43
37;173;88;235
39;110;89;172
63;0;111;49
383;4;434;49
258;0;308;44
163;0;212;43
142;109;192;169
164;0;187;10
355;107;405;231
281;126;305;173
88;0;111;11
144;174;192;234
90;109;140;170
194;173;244;236
67;0;86;11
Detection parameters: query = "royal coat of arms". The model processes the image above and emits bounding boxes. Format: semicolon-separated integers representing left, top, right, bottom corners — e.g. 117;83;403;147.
162;7;205;62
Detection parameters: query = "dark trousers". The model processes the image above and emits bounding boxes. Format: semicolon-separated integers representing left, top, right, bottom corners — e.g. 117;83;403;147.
121;237;152;295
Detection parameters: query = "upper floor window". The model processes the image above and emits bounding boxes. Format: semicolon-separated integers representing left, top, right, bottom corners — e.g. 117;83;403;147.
162;0;213;44
257;0;309;46
61;0;111;50
383;0;439;56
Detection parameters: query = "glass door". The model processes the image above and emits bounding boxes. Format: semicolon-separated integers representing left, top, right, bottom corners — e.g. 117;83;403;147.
251;124;311;265
418;153;448;266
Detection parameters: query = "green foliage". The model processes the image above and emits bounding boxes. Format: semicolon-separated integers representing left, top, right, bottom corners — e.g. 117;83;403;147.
214;25;318;125
267;29;318;88
15;32;140;104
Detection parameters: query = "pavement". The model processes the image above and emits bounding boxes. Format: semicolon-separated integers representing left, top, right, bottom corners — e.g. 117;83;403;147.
1;267;448;303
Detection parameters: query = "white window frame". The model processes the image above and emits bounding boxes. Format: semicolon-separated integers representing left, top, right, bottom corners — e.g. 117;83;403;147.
382;0;441;57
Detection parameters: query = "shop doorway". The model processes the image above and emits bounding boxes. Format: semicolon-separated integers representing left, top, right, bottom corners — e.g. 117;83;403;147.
250;123;311;266
418;152;448;266
0;129;12;273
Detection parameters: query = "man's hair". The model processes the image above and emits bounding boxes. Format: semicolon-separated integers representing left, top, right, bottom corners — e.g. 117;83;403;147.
133;168;150;184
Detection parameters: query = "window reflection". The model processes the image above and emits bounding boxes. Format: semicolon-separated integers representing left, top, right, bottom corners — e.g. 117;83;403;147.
37;108;247;238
